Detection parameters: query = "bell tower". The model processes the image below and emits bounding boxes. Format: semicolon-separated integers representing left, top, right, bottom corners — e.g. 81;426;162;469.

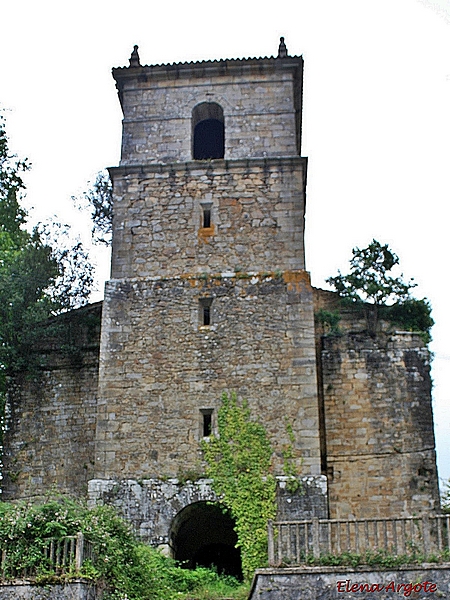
90;39;327;544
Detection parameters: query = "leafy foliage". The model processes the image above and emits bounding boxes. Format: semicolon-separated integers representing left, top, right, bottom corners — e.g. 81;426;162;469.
383;298;434;344
315;309;342;335
201;392;277;580
38;221;94;311
327;239;432;339
0;114;29;236
441;478;450;514
0;114;94;460
0;114;93;380
0;498;248;600
327;239;414;306
76;170;113;245
303;548;450;568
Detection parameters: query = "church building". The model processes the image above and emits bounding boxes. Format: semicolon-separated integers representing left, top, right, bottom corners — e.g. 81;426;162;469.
3;39;440;574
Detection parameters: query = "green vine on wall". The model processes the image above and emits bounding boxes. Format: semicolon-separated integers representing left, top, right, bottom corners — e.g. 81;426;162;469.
201;392;277;581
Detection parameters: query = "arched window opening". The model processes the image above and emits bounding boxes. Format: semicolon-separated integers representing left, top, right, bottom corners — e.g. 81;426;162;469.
192;102;224;160
169;501;242;580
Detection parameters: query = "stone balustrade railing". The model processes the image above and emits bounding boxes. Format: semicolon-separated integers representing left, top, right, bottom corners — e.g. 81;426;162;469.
268;514;450;567
0;532;94;579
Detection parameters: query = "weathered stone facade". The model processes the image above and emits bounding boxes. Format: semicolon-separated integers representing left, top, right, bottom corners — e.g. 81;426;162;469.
1;40;440;575
2;303;101;501
87;475;328;546
90;44;325;553
96;271;320;480
115;56;302;165
321;331;438;518
313;289;440;518
110;159;306;279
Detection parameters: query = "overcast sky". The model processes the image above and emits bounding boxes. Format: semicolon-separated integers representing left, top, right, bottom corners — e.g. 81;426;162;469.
2;0;449;486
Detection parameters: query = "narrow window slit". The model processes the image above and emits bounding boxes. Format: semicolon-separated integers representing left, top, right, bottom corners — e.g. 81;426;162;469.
203;412;212;437
200;201;213;229
203;207;211;228
199;297;213;326
200;409;214;437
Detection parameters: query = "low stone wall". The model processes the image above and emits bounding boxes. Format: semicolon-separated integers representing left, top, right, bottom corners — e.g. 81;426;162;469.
250;565;450;599
0;580;96;599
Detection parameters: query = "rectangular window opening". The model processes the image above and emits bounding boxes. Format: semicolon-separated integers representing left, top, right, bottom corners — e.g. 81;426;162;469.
203;412;212;437
199;298;213;326
200;409;213;437
200;201;213;229
203;207;211;228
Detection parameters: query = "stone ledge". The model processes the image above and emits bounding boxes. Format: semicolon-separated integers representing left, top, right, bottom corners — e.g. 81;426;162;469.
0;579;96;600
109;155;307;177
249;564;450;599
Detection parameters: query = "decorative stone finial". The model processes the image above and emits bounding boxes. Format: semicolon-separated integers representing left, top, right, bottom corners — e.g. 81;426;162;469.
129;45;140;68
278;37;288;58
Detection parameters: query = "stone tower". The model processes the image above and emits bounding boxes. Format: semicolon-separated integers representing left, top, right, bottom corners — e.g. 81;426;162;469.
89;39;327;557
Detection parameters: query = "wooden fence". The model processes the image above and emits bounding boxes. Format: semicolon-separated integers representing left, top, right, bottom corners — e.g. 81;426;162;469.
0;532;94;579
268;514;450;566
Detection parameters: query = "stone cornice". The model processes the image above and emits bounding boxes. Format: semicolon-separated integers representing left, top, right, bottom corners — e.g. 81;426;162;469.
112;55;303;85
108;156;308;179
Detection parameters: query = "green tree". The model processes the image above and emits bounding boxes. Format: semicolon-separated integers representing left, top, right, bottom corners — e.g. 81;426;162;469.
201;392;277;581
327;239;432;339
441;479;450;514
0;113;93;405
76;170;113;246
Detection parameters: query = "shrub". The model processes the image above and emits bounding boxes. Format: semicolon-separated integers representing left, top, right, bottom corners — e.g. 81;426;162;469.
0;497;247;600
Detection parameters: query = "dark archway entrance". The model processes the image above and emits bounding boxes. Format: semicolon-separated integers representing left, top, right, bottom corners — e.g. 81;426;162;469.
169;501;242;580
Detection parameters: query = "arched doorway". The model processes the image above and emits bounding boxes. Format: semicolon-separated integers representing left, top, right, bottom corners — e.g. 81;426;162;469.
169;501;242;580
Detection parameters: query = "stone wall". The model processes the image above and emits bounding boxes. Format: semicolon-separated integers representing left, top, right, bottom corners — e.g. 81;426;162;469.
276;475;328;521
88;478;219;545
0;581;96;600
113;56;303;164
2;285;440;523
250;565;450;599
109;158;307;280
95;271;321;481
313;289;440;518
2;304;101;501
88;476;328;546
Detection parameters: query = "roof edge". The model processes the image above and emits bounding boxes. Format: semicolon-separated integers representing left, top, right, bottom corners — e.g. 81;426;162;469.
112;54;304;82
